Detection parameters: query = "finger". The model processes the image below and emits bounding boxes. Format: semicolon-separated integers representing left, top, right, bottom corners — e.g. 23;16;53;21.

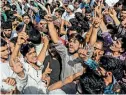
5;78;10;84
47;5;51;15
22;24;26;32
47;62;50;68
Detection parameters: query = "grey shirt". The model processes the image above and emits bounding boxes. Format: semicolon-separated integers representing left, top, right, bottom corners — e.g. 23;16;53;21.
54;40;83;81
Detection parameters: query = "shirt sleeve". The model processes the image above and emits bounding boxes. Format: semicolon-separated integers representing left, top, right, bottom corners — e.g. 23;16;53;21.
53;40;68;59
16;73;28;92
101;32;113;47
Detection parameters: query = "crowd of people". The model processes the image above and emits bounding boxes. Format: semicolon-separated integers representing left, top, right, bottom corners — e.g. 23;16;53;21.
0;0;126;94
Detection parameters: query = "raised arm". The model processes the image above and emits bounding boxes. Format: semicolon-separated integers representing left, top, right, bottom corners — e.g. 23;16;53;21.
37;36;49;65
10;25;28;67
44;6;59;44
89;17;101;46
108;8;120;26
48;69;84;91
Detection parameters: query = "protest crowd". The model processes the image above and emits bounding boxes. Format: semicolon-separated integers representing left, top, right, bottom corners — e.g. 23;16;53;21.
1;0;126;94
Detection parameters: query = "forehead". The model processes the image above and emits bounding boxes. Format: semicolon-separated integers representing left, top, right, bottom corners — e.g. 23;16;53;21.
23;16;30;18
4;28;12;30
28;47;36;53
1;45;8;51
39;20;47;24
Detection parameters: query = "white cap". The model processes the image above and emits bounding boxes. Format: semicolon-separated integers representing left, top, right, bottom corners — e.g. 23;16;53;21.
68;5;74;11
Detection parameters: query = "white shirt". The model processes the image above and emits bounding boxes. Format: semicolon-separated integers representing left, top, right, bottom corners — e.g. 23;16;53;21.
62;11;75;22
22;60;47;94
0;61;27;93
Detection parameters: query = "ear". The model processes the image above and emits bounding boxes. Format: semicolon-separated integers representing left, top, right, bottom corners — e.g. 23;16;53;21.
107;72;112;76
120;48;124;53
100;50;104;55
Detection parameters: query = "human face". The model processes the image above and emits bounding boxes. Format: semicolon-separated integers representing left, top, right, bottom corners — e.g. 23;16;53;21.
92;42;104;62
68;39;80;54
3;29;12;38
121;18;126;28
38;20;47;32
55;12;60;19
110;39;122;52
85;13;92;21
25;48;37;64
74;2;79;9
121;11;126;21
78;48;88;61
0;45;9;61
23;16;30;24
68;30;77;37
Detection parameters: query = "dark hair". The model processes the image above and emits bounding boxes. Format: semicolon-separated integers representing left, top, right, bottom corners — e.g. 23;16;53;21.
99;55;124;81
10;37;18;45
11;5;17;11
80;67;105;94
2;21;12;29
39;10;47;19
20;43;35;57
22;13;30;18
122;5;126;11
16;24;24;33
56;1;60;7
69;18;78;27
67;26;77;38
85;8;92;13
0;38;7;47
68;34;85;46
121;37;126;53
55;9;63;16
27;23;41;44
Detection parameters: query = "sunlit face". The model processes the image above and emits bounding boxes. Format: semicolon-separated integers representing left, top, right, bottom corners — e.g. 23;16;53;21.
68;39;80;54
110;39;122;52
92;42;104;62
74;2;79;9
121;11;126;21
0;45;9;60
25;48;37;64
78;48;88;60
3;29;12;38
121;18;126;28
23;16;30;24
55;12;60;19
38;20;47;32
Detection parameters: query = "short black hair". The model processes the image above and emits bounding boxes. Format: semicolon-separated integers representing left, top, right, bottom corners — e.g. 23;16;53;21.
20;43;35;57
121;37;126;53
16;24;24;33
122;5;126;11
26;23;41;44
0;38;7;47
22;13;30;18
80;67;105;94
2;21;12;29
99;55;124;81
10;37;18;45
68;34;85;46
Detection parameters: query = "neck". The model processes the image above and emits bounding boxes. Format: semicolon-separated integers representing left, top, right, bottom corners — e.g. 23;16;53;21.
112;51;120;57
69;12;73;15
1;58;7;63
73;53;79;58
104;76;113;86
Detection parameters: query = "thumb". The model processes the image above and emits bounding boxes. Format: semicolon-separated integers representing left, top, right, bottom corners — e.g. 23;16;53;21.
47;62;50;68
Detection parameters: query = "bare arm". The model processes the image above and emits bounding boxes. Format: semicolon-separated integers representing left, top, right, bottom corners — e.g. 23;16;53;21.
37;36;49;65
89;18;101;46
48;70;84;91
45;6;59;44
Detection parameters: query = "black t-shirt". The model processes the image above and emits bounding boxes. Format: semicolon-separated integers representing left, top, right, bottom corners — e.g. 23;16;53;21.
42;55;61;85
